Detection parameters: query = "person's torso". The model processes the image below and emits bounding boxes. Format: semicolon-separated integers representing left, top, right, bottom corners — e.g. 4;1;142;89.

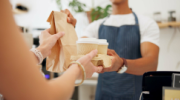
86;13;156;41
95;12;143;100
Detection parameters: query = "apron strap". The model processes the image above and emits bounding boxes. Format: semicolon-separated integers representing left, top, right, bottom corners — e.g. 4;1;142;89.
100;16;110;25
132;12;139;25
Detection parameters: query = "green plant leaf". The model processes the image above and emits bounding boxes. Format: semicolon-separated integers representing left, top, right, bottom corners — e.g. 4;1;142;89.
90;5;112;22
56;0;62;10
68;0;86;13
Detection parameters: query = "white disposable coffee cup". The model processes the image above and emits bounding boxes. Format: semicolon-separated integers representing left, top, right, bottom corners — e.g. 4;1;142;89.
76;38;98;55
98;39;109;54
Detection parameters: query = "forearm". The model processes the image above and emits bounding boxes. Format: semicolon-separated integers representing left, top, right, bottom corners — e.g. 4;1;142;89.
47;64;80;100
30;52;39;64
126;56;158;75
0;1;80;99
30;46;46;64
14;64;80;100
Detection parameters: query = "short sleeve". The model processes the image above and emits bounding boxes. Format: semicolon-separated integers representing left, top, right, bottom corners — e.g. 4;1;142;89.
141;19;160;46
81;19;105;39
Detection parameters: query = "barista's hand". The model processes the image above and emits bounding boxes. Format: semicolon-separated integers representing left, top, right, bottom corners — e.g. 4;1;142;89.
37;29;64;59
99;49;124;73
61;9;77;27
75;50;103;79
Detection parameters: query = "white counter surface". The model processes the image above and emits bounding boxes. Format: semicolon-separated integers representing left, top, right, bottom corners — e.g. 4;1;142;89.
75;72;99;86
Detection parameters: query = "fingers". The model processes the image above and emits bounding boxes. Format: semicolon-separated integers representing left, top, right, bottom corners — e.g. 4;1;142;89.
61;10;64;13
41;29;51;36
97;65;113;73
61;9;76;27
107;49;111;52
67;17;72;23
94;66;103;73
67;16;76;27
107;49;116;55
64;9;72;17
61;9;70;15
85;49;98;61
61;9;73;18
107;51;113;56
107;49;112;55
102;67;112;73
67;17;75;24
53;32;65;40
46;28;50;32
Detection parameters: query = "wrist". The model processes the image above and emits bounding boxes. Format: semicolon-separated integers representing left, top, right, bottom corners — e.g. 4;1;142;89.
120;58;124;67
36;46;46;59
116;58;128;73
116;58;124;72
30;48;44;64
69;64;81;79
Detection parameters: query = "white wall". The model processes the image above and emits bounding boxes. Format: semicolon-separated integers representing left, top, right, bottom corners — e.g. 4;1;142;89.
128;0;180;71
71;0;180;21
10;0;59;28
10;0;59;37
129;0;180;21
158;28;180;71
10;0;180;71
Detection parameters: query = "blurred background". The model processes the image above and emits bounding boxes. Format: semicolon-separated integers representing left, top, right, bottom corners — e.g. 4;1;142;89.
9;0;180;100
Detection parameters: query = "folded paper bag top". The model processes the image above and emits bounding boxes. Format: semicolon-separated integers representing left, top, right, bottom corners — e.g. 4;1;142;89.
46;11;78;72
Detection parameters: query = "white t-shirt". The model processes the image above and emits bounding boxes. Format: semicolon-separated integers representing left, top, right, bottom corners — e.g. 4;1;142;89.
81;13;160;46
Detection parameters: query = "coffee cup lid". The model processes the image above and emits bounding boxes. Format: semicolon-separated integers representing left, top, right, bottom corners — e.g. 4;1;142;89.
76;38;99;44
98;39;109;45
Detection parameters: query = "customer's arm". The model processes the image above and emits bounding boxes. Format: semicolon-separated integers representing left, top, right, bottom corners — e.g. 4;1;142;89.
105;42;159;75
0;1;102;100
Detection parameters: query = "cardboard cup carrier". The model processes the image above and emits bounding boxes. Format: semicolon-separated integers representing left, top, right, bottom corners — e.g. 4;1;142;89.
46;11;112;73
71;38;112;68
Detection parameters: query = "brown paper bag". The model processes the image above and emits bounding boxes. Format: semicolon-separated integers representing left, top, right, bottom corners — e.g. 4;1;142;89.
46;11;78;72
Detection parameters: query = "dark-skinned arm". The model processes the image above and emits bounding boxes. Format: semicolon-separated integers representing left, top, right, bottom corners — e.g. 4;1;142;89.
101;42;159;76
125;42;159;75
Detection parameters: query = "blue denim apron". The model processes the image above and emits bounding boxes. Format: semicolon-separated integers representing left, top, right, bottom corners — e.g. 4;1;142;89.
95;12;142;100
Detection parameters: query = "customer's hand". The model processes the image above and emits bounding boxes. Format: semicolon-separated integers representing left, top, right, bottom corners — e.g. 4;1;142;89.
99;49;124;73
75;50;103;79
36;29;64;58
61;9;77;27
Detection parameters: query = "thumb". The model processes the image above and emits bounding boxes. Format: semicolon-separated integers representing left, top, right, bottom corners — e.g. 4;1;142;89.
67;17;73;24
94;66;103;73
85;49;98;60
67;17;71;22
53;32;65;40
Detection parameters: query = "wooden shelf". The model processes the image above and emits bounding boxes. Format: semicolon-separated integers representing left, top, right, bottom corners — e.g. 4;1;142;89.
158;22;180;28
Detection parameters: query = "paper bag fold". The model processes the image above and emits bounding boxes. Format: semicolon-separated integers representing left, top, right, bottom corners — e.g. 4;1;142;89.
46;11;78;72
